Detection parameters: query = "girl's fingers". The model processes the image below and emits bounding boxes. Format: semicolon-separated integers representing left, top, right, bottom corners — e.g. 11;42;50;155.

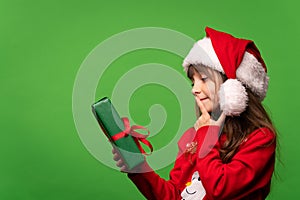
112;147;129;172
120;165;128;173
113;152;121;161
112;147;119;154
116;159;125;167
194;96;211;129
112;147;122;161
195;96;209;117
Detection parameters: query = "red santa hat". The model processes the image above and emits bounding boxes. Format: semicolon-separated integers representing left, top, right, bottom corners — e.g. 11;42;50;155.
183;27;269;116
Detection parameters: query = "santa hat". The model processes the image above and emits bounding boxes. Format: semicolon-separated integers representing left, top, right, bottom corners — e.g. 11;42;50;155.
183;27;269;116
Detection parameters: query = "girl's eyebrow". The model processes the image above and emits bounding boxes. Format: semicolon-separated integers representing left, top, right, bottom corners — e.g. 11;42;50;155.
199;73;206;77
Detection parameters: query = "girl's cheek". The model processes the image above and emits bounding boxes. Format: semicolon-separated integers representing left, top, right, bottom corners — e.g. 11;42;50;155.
206;81;220;107
206;81;215;98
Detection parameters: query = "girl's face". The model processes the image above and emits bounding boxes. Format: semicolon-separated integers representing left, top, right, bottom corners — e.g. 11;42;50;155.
191;69;220;113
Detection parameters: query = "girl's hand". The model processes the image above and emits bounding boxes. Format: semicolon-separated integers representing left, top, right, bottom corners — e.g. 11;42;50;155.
194;96;226;131
112;147;151;173
112;147;128;172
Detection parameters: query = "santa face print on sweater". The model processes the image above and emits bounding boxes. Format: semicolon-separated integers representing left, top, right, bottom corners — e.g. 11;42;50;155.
181;171;206;200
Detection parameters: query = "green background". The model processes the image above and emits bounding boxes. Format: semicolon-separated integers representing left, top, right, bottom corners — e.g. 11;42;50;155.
1;0;299;199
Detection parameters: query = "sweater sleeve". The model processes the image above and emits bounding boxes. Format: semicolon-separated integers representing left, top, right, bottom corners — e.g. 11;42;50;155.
127;128;196;200
194;126;276;200
127;155;184;200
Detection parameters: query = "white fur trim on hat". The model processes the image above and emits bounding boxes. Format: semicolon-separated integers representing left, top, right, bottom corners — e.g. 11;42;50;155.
182;37;224;73
218;79;248;116
236;52;269;100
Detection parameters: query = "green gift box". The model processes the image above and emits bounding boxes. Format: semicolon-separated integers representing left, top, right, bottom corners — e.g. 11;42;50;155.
92;97;146;170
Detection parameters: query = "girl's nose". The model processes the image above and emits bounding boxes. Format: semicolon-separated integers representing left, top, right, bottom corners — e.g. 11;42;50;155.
192;84;201;95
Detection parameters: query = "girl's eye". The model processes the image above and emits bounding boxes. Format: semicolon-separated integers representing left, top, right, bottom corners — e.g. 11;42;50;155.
201;77;208;81
191;83;194;87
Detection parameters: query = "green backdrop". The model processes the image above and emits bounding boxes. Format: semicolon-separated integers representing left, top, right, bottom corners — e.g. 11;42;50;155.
1;0;299;199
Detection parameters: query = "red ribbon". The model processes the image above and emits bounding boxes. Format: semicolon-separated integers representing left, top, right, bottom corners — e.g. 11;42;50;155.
111;117;153;155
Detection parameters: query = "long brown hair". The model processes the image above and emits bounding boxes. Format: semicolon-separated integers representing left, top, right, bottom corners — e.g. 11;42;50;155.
221;88;276;163
187;65;276;163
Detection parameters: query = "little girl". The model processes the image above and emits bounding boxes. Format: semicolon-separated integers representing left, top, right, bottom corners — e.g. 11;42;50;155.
113;27;276;200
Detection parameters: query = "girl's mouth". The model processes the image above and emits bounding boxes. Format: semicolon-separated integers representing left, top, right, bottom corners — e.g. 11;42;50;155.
200;97;208;101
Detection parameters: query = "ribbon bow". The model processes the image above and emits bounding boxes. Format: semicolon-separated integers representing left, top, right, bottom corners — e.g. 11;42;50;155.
111;117;153;155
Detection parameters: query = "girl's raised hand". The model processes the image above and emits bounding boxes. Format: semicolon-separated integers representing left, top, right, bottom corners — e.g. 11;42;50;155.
194;96;226;131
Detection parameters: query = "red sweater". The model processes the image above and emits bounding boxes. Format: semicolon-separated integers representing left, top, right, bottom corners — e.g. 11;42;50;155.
128;126;276;200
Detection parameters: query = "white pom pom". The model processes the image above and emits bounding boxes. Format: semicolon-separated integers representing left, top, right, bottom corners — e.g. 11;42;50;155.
218;79;248;116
